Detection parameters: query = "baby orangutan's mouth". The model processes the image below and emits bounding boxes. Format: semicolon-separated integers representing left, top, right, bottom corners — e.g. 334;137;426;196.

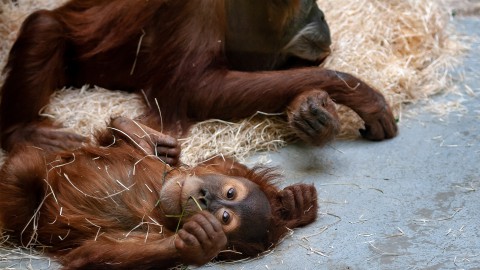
159;175;206;224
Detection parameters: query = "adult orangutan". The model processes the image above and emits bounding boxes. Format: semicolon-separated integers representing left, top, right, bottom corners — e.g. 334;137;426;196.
0;0;397;152
0;116;318;269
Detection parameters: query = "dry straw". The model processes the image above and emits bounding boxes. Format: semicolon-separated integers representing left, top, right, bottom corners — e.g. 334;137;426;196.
0;0;477;268
0;0;471;166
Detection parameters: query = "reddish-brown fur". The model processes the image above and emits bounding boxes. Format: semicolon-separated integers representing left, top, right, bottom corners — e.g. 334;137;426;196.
0;117;318;269
0;0;397;152
0;1;397;267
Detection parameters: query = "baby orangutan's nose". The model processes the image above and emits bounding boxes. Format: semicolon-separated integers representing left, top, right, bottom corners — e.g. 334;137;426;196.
196;188;209;210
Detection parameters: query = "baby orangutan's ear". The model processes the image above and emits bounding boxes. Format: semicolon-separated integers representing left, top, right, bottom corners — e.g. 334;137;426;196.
277;184;318;228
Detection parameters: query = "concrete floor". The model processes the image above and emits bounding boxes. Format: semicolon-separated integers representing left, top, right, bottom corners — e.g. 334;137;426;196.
1;16;479;270
202;16;480;270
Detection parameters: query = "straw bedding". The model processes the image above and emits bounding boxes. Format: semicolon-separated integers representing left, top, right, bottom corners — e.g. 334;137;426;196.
0;0;477;267
0;0;470;166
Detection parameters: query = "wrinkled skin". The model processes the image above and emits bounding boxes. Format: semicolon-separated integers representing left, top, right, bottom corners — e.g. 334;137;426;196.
287;89;340;146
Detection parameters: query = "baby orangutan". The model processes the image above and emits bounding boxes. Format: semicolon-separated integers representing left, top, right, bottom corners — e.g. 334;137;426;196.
0;117;318;269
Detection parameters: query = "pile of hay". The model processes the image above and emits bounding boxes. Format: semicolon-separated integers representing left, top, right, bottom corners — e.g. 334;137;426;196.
0;0;469;165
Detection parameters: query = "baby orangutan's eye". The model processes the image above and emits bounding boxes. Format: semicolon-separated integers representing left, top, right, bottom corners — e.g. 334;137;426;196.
222;211;230;224
226;188;235;199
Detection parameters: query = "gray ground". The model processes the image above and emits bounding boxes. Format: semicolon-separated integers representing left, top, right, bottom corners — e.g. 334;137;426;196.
210;17;479;270
1;16;479;270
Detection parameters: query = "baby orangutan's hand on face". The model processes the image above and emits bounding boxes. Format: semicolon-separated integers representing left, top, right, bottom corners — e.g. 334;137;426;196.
174;211;227;266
